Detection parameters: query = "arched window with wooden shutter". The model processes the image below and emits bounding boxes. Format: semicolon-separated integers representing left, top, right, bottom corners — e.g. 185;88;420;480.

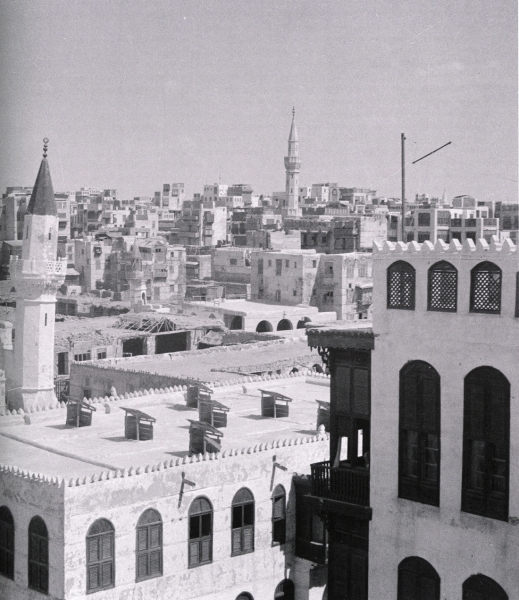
462;574;508;600
136;509;162;581
188;497;212;568
86;518;114;593
231;488;254;556
427;261;457;312
398;557;440;600
0;506;14;580
399;361;441;506
462;367;510;521
272;485;286;545
470;261;502;314
28;516;49;594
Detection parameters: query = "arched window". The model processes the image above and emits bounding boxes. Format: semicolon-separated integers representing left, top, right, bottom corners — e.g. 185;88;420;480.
399;361;440;506
231;488;254;556
86;519;115;593
398;557;440;600
136;509;162;581
189;497;212;567
470;262;502;314
0;506;14;580
236;593;254;600
462;367;510;521
427;261;457;312
28;516;48;594
272;485;286;545
462;574;508;600
275;579;295;599
387;261;415;310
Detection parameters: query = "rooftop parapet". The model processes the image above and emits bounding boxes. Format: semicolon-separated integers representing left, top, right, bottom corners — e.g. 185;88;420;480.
372;237;516;257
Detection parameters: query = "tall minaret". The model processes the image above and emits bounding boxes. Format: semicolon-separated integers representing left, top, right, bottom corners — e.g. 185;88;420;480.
7;139;65;411
284;108;302;217
128;238;148;307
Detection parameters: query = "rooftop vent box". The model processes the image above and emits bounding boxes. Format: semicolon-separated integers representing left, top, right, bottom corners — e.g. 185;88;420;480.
259;389;292;418
186;384;213;408
188;420;223;455
199;399;229;428
66;399;96;427
315;400;330;432
122;407;156;440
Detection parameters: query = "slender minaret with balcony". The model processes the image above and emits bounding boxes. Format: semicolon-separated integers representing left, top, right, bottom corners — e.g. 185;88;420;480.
284;108;302;217
7;139;65;411
128;238;148;306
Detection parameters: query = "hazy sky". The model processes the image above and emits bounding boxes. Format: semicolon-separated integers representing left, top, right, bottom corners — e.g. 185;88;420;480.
1;0;517;202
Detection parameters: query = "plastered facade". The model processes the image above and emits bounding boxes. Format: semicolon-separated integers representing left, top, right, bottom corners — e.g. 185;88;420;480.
369;237;519;598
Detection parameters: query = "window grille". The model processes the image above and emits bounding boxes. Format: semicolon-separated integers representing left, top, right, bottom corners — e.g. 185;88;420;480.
462;367;510;521
428;261;457;312
470;262;502;314
399;361;441;506
86;519;115;593
387;261;415;310
188;498;212;568
398;557;440;600
231;488;254;556
0;506;14;580
272;486;286;545
28;516;49;594
136;509;162;581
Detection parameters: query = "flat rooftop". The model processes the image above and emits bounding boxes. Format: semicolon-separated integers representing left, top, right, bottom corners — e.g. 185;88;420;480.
97;338;321;380
184;298;321;316
0;376;330;479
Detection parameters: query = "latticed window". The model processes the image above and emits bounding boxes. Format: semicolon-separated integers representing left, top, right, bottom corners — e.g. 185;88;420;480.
428;261;457;312
470;262;502;314
136;509;162;581
86;519;114;593
462;574;509;600
0;506;14;580
399;361;441;506
398;557;440;600
28;516;49;594
272;485;286;545
462;367;510;521
231;488;254;556
189;497;212;568
387;261;415;310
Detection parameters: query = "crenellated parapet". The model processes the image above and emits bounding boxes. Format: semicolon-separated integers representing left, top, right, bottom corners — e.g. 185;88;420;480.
372;236;517;258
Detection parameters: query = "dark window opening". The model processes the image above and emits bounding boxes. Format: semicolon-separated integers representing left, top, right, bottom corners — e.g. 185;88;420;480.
0;506;14;580
462;574;508;600
398;556;440;600
231;488;254;556
28;516;49;594
272;485;286;545
399;361;441;506
462;367;510;521
275;579;295;600
189;497;213;568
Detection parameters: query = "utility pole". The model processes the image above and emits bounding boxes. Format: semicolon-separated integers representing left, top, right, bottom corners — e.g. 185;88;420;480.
401;133;406;241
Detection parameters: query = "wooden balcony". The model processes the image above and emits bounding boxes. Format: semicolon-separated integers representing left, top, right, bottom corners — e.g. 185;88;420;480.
311;461;370;507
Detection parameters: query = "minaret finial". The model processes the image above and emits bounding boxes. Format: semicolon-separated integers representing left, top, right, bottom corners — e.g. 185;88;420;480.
43;138;49;158
292;106;295;118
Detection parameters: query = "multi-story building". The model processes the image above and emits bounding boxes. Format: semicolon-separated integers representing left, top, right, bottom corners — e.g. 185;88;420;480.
339;187;376;205
171;200;228;247
306;236;518;599
212;247;251;284
74;236;114;292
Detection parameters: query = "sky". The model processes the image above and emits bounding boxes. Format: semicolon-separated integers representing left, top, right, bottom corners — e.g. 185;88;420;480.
0;0;517;203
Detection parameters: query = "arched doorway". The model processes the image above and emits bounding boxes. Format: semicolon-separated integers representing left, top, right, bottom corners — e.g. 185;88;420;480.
275;579;295;600
297;317;311;329
256;320;273;333
236;594;254;600
277;319;293;331
463;574;508;600
229;316;243;330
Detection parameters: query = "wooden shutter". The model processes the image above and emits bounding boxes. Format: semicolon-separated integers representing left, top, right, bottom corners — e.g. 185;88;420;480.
350;550;368;600
39;538;48;563
418;574;438;600
401;371;418;429
242;525;254;552
421;375;438;431
335;366;351;414
149;550;162;575
189;541;199;567
232;529;241;554
137;528;148;551
88;565;100;591
273;495;285;519
466;382;485;439
149;524;161;549
101;534;112;560
29;535;39;561
137;553;148;578
88;537;99;563
353;369;369;415
200;538;211;563
101;561;112;587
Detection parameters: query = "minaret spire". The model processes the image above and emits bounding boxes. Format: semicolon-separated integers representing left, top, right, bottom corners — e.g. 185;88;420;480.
284;108;302;217
26;138;57;217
